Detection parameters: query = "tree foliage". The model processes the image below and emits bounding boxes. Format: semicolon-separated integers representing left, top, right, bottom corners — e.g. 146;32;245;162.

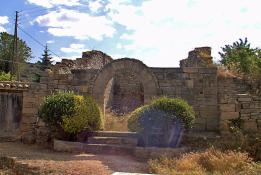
0;32;32;73
39;44;53;70
219;38;261;77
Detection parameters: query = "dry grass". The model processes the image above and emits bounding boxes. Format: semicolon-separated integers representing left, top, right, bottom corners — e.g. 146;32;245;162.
217;66;238;78
149;148;261;175
104;112;130;131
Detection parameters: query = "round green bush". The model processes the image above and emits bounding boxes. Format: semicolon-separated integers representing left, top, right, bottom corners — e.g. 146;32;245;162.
128;97;195;132
62;96;102;134
38;91;75;127
38;91;102;135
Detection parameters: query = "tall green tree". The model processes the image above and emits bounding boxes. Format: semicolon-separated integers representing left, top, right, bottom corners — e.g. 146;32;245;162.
39;44;53;70
219;38;261;77
0;32;32;73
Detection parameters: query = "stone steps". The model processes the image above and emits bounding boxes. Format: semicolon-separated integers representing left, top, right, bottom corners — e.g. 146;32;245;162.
89;131;138;138
83;144;135;155
88;136;138;147
54;131;139;155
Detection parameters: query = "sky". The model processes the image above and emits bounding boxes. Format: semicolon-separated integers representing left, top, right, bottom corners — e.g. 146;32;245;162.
0;0;261;67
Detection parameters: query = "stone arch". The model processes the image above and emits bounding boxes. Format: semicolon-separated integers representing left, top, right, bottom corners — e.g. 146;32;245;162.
92;58;160;113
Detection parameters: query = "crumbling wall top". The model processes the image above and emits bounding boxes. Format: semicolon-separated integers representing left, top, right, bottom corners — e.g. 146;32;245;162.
180;47;213;68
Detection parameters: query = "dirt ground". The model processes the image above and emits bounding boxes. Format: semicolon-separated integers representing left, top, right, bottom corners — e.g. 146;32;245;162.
0;142;148;175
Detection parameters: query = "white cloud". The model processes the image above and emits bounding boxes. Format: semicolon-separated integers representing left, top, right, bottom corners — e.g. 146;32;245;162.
47;40;55;44
0;16;8;25
35;8;115;40
61;43;89;53
26;0;82;8
51;56;62;63
106;0;261;67
0;16;9;32
0;26;6;32
89;0;103;12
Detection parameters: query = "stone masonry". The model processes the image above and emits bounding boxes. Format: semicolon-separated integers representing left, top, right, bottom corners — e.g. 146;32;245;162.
0;48;260;143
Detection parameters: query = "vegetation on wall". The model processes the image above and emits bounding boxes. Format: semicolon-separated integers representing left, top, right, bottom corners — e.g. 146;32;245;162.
0;71;11;81
219;37;261;78
38;91;102;138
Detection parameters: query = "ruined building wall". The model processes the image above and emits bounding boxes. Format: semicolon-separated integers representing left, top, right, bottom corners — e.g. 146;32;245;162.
151;47;219;132
218;76;261;134
1;47;260;143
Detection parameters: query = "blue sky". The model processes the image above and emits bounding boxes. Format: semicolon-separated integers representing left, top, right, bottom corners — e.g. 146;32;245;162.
1;0;261;67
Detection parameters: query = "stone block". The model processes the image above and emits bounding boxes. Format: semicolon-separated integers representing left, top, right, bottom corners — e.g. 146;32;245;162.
21;132;36;144
22;107;38;114
220;112;239;120
219;104;235;112
257;120;261;128
238;97;252;102
206;118;219;131
251;113;261;119
243;119;258;132
185;80;194;88
219;120;230;132
182;67;199;73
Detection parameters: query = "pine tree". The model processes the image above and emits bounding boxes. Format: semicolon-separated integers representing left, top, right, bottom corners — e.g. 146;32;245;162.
40;44;53;70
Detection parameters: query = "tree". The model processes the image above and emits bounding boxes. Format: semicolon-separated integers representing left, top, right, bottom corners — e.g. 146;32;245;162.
39;44;53;70
0;32;32;73
219;37;261;77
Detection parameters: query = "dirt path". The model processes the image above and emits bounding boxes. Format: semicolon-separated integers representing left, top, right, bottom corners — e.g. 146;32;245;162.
0;142;148;175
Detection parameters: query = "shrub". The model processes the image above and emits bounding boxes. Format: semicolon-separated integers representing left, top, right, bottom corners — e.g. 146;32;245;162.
150;97;195;129
128;97;195;147
149;148;261;175
38;92;102;136
62;96;102;134
128;97;195;131
39;91;76;127
0;71;11;81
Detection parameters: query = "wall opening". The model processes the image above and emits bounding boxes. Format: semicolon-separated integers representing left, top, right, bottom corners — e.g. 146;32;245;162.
0;91;22;137
104;70;144;116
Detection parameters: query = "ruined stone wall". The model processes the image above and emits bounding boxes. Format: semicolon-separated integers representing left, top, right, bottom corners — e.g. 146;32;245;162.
1;47;261;143
53;50;113;74
150;66;218;132
218;76;261;135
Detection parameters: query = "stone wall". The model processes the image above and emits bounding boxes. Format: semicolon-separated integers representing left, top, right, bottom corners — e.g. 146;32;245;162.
0;82;29;139
1;47;260;143
218;75;261;134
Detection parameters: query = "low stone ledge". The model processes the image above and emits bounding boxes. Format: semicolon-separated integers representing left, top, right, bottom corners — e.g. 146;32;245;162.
53;139;189;160
53;139;85;152
0;156;40;175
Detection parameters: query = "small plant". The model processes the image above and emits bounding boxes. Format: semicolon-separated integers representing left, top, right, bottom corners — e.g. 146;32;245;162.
0;71;11;81
38;91;102;138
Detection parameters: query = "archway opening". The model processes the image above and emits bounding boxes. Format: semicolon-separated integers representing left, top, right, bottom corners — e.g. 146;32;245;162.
103;70;144;131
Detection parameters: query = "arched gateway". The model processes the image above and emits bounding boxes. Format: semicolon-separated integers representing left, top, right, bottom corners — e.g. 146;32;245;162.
92;58;160;115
